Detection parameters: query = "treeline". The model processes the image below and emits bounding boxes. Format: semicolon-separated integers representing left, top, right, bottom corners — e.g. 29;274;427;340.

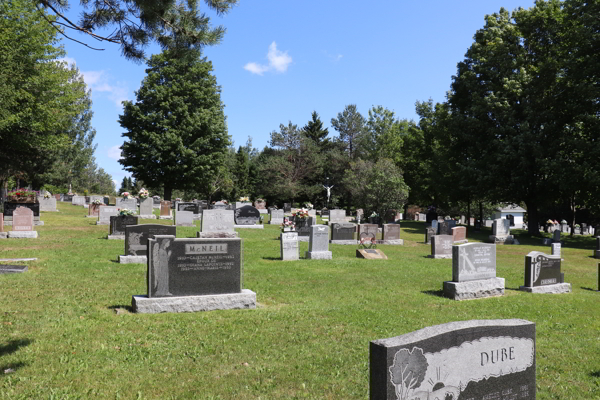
0;0;115;198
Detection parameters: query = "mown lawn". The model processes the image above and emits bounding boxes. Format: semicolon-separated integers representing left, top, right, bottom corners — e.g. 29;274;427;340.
0;203;598;399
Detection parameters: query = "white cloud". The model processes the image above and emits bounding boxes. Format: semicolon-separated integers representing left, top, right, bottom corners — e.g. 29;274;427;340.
107;145;123;160
323;51;343;63
80;70;129;108
244;42;292;75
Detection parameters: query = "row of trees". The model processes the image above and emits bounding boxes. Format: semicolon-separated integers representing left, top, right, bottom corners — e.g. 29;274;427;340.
116;0;599;235
0;0;115;197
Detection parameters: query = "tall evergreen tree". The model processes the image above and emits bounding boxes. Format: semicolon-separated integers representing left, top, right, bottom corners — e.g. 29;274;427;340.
330;105;366;159
119;48;230;200
302;111;330;150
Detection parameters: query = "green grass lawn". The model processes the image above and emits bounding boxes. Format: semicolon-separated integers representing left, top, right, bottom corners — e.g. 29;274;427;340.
1;203;598;399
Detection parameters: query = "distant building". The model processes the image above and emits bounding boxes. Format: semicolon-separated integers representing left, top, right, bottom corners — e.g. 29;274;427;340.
493;204;527;229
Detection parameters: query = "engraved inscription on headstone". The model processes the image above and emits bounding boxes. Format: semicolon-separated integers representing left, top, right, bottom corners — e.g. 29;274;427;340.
524;251;564;287
452;243;496;282
234;205;260;225
201;210;235;233
430;235;453;259
370;319;536;400
12;207;33;231
147;236;242;297
383;224;400;241
331;223;355;241
125;224;176;256
425;226;436;244
281;232;299;261
109;215;139;236
306;225;332;259
270;209;284;225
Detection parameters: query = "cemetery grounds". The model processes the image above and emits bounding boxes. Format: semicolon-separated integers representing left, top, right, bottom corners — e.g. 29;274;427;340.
0;203;598;399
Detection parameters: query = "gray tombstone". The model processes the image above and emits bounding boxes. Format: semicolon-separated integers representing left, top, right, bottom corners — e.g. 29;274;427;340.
200;209;236;237
281;232;299;261
553;230;561;243
430;219;438;232
430;235;453;259
438;220;452;235
329;209;346;224
370;319;536;400
444;243;503;300
139;198;155;218
306;225;332;259
330;223;356;245
116;198;138;213
520;251;571;293
425;226;436;244
489;218;514;244
418;213;426;222
132;236;256;313
109;215;138;238
270;209;284;225
72;195;86;206
551;242;561;258
212;201;228;210
121;224;176;263
176;210;195;227
39;197;57;212
97;206;118;225
382;224;403;245
595;237;600;259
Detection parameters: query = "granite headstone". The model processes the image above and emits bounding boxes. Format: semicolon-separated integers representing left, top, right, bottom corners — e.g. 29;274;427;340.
520;251;571;293
430;235;453;259
281;232;299;261
234;205;260;225
306;225;332;259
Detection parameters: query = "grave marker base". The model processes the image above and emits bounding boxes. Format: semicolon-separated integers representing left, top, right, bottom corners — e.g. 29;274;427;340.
0;265;28;273
519;283;571;294
107;234;125;240
330;240;358;245
453;239;469;244
132;289;256;314
3;221;44;226
443;278;505;300
119;255;147;264
7;231;38;238
139;214;157;219
96;221;110;225
595;250;600;259
427;254;452;259
197;232;238;238
0;233;7;239
489;235;514;245
234;224;264;229
305;251;332;260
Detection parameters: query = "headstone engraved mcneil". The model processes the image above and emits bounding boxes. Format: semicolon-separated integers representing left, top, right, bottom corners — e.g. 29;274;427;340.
147;236;242;297
370;319;536;400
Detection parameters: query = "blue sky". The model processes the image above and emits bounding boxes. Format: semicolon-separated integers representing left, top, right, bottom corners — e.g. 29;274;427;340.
58;0;535;188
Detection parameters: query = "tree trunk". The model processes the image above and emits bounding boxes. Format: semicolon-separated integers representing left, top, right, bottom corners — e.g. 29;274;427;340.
479;201;483;225
570;194;577;237
467;200;471;227
164;185;172;201
525;200;541;236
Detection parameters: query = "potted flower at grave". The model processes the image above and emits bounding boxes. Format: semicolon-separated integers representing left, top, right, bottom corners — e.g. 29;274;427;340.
118;208;135;216
7;189;37;203
254;198;266;209
138;188;149;199
281;217;295;232
304;202;313;210
43;191;51;199
121;191;131;199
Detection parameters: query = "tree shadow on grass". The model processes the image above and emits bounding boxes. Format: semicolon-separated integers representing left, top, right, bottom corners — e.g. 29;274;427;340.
590;370;600;378
0;339;32;376
421;289;445;298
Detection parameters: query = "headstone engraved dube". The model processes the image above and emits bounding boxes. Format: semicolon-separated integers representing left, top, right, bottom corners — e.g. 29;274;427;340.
306;225;332;259
429;235;453;259
281;232;299;260
120;224;176;264
8;207;38;238
109;215;139;239
370;319;536;400
234;205;260;225
330;223;356;245
132;236;256;313
520;251;571;294
443;243;504;300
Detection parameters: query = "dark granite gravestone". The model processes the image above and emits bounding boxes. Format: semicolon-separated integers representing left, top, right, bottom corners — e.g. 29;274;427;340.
295;216;315;237
125;224;176;257
153;197;161;206
0;265;28;274
63;194;73;202
321;209;329;217
177;202;200;214
3;202;39;218
438;220;452;235
370;319;536;400
522;251;567;290
109;215;139;236
430;235;453;258
331;223;356;241
474;220;481;231
147;236;242;297
425;226;436;244
234;205;260;225
425;210;438;224
284;203;292;213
